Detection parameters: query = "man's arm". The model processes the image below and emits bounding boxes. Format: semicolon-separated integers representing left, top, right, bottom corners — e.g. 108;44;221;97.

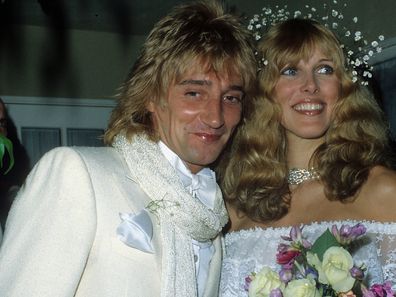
0;147;97;297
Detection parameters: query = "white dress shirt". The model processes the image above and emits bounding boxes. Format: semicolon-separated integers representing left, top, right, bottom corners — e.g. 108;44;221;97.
158;141;217;297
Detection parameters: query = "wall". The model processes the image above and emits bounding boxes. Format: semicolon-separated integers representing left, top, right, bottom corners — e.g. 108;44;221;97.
1;0;396;100
3;96;116;166
0;25;145;100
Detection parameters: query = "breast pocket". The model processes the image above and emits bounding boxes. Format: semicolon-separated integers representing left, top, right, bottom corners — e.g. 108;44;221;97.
111;237;156;263
110;237;160;296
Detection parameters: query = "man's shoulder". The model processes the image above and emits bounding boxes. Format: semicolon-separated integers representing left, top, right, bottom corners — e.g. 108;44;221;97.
72;145;117;159
40;146;123;173
71;146;125;171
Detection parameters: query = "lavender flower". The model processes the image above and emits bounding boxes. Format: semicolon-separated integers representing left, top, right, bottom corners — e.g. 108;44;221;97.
279;268;293;283
270;288;283;297
331;223;366;245
281;226;312;249
244;275;253;291
350;266;365;280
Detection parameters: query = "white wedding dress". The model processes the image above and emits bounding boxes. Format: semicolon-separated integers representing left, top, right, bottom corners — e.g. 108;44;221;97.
220;220;396;297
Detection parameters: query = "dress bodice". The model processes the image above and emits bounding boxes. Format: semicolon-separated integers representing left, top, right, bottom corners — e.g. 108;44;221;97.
220;220;396;297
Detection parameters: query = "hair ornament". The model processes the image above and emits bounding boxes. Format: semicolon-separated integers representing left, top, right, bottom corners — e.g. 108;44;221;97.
247;1;385;85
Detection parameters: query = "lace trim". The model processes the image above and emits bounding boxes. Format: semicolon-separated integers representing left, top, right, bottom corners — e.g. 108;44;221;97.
220;220;396;297
225;220;396;245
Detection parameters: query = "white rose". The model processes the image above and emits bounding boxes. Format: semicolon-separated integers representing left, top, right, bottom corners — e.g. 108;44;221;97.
307;251;329;285
248;267;284;297
283;278;320;297
321;246;356;292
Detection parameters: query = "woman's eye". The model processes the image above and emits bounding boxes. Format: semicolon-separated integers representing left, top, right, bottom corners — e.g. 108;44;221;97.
281;67;298;76
317;65;334;74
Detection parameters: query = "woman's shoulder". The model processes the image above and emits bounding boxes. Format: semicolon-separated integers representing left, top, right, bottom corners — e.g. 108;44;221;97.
359;165;396;221
365;165;396;195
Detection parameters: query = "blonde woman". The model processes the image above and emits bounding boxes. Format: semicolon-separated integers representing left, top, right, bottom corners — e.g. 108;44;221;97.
219;19;396;296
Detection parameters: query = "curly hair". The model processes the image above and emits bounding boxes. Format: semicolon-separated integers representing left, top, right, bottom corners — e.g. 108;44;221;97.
218;19;393;223
104;1;257;144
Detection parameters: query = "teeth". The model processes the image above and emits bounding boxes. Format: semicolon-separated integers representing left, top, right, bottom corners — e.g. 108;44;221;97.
294;103;323;111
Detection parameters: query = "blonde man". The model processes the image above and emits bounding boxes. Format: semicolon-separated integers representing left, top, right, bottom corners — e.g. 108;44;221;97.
0;2;256;297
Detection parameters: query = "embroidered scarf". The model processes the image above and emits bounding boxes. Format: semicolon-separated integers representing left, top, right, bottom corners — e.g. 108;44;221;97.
113;134;228;297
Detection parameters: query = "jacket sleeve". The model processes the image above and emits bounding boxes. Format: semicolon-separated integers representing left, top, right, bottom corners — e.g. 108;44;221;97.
0;147;97;297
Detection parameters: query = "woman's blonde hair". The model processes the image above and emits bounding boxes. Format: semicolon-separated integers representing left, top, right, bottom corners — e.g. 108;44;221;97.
219;19;393;222
104;1;257;144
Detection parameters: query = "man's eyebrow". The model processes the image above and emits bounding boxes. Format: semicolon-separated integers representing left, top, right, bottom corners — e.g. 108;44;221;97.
229;85;244;92
179;80;244;92
179;79;211;86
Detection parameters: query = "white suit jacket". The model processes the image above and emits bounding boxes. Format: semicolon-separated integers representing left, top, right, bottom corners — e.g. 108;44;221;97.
0;146;222;297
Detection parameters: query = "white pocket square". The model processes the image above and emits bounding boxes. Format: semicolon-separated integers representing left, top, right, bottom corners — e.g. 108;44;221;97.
116;209;154;253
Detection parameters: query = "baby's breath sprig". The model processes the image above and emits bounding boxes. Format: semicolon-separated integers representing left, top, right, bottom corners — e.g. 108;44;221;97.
146;195;181;219
247;1;385;85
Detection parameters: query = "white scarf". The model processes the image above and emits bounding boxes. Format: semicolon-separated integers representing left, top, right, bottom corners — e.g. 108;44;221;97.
113;134;228;297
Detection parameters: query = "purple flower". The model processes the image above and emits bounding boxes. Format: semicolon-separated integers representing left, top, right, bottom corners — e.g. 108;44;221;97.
244;275;253;292
362;287;376;297
369;282;395;297
350;266;365;280
332;223;367;245
270;288;283;297
277;243;291;253
279;268;293;283
281;225;303;242
305;266;319;280
281;226;312;249
362;282;395;297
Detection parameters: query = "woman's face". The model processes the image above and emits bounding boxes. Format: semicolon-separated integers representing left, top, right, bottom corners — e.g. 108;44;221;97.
274;48;341;141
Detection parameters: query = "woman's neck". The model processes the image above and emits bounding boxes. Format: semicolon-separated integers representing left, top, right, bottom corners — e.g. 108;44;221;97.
287;134;324;169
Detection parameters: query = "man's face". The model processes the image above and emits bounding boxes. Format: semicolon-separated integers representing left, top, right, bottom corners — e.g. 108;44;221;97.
148;67;244;173
0;102;7;136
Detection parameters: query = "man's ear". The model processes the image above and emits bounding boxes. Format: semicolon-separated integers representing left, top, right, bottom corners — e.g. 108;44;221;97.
147;101;156;112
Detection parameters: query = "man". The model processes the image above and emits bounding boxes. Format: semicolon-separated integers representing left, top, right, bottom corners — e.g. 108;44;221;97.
0;1;256;296
0;98;7;137
0;98;14;235
0;98;6;241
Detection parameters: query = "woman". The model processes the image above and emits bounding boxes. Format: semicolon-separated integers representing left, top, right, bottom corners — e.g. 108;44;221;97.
219;18;396;296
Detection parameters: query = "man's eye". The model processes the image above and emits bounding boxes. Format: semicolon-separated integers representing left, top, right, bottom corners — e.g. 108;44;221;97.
317;65;334;75
281;67;298;76
223;95;242;104
185;91;200;97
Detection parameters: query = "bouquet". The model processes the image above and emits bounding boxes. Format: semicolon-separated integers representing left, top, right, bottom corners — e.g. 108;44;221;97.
245;223;395;297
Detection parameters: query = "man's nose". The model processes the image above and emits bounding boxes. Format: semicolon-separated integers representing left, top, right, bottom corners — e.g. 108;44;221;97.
200;98;224;129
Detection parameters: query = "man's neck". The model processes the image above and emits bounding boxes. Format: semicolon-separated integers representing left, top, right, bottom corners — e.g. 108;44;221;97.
158;141;205;175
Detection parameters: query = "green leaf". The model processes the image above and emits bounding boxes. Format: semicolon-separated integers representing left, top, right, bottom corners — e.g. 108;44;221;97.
310;229;340;261
0;135;14;174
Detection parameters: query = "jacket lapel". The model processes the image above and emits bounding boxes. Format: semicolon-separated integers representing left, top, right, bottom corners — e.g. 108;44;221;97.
203;235;222;297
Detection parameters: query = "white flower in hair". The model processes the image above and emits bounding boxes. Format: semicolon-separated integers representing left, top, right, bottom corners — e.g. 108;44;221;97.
246;1;385;85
